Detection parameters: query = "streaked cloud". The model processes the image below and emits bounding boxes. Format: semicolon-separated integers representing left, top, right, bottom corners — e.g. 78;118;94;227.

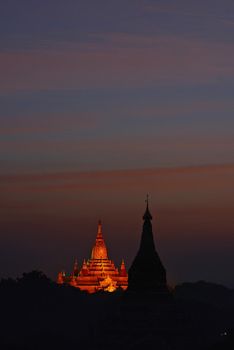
0;112;98;136
1;34;234;93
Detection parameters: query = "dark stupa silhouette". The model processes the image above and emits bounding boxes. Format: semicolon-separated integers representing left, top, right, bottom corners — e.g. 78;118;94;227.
128;197;169;294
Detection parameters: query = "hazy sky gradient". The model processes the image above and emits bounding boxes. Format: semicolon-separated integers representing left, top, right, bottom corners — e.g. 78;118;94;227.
0;0;234;286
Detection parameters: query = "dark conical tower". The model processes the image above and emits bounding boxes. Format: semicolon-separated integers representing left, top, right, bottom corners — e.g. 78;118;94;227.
128;197;168;294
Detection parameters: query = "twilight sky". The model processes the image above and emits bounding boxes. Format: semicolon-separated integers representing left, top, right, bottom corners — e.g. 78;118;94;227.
0;0;234;286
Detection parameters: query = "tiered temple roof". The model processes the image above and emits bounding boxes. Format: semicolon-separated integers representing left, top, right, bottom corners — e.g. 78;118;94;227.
57;220;128;293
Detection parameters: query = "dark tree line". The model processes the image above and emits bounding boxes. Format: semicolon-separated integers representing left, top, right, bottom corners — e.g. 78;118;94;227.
0;271;234;350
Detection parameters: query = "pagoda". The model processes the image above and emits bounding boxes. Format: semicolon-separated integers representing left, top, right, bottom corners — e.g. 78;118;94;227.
57;220;128;293
128;197;169;295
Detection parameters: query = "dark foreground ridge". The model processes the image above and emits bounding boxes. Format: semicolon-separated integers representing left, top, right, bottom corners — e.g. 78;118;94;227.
1;271;234;350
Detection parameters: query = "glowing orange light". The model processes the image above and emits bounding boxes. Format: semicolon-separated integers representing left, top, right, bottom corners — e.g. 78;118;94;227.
57;221;128;293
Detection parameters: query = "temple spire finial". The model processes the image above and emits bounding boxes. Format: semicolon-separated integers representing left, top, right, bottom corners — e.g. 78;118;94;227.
73;258;79;276
97;220;102;238
146;194;149;208
143;194;152;220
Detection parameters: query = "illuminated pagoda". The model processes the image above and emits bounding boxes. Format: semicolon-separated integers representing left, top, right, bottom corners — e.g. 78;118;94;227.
128;196;169;295
57;220;128;293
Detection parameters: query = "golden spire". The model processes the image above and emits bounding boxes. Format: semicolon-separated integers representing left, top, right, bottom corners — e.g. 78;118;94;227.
120;258;127;277
97;220;103;238
91;220;108;259
73;258;79;276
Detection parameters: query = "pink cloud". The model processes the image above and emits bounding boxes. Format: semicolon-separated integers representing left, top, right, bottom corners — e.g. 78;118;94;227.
1;128;233;154
1;162;234;188
120;98;234;119
0;112;99;136
1;35;234;92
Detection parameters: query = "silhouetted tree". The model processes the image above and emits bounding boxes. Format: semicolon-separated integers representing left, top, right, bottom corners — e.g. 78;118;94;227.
17;270;52;286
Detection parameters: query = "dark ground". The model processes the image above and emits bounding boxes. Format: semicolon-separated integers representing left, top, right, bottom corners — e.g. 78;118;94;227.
0;271;234;350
